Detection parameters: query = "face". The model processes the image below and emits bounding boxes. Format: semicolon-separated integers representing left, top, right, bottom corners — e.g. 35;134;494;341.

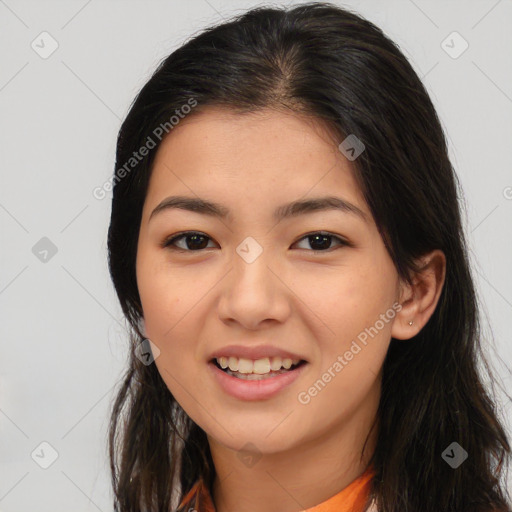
136;107;403;455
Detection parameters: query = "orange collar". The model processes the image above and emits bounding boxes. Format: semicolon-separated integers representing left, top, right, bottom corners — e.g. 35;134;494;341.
304;466;374;512
178;465;375;512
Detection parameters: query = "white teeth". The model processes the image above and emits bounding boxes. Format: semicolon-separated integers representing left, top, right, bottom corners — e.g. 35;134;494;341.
215;355;301;374
270;357;282;371
253;357;270;374
282;358;293;370
237;358;253;374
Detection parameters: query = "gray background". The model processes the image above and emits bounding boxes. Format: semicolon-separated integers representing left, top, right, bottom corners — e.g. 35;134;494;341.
1;0;511;510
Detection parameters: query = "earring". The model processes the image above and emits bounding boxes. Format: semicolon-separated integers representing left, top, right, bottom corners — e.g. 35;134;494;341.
408;320;414;326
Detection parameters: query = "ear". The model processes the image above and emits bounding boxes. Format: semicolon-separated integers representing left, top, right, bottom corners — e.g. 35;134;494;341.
391;249;446;340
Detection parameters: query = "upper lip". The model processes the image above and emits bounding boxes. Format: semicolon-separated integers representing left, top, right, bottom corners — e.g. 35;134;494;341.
208;344;307;362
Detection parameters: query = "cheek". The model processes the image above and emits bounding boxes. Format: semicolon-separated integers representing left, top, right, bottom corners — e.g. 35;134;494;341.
294;273;393;426
138;267;206;412
298;265;395;368
295;266;382;331
136;256;211;374
136;249;194;338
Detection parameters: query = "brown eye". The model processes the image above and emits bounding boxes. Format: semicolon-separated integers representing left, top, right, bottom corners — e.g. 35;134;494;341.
162;231;349;253
293;232;348;251
163;232;216;251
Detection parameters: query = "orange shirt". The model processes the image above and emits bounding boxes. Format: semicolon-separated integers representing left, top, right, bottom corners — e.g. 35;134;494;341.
177;464;375;512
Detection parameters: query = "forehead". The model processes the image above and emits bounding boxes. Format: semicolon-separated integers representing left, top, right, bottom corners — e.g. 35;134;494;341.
145;107;370;220
153;106;342;162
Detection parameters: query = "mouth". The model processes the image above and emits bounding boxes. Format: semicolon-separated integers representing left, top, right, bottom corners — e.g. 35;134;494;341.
211;356;308;381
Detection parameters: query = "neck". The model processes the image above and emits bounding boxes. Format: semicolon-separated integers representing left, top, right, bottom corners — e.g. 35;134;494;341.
209;391;379;512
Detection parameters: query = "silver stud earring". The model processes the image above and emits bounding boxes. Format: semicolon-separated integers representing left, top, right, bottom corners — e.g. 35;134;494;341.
408;320;414;326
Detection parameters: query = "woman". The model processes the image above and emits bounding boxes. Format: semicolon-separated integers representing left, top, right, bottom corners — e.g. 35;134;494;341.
106;3;512;511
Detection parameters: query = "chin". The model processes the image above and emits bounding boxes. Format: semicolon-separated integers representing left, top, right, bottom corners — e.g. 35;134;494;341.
205;420;304;455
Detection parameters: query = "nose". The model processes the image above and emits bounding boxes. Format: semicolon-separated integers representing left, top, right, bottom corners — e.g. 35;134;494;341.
217;245;291;330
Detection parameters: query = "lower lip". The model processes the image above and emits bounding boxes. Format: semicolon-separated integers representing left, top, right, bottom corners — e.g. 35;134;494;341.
208;361;308;401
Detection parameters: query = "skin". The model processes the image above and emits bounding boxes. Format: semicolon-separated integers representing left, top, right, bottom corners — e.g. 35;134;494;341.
135;106;446;512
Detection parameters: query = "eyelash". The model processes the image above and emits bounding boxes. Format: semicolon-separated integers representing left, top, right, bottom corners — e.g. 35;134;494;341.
161;231;351;253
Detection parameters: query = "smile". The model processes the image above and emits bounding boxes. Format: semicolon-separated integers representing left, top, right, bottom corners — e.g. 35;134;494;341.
209;357;308;400
214;356;304;378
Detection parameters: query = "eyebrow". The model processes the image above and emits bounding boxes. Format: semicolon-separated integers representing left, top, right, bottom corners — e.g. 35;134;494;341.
149;195;369;224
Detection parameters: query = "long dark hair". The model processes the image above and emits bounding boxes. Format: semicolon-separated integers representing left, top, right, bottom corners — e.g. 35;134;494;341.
106;3;512;511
